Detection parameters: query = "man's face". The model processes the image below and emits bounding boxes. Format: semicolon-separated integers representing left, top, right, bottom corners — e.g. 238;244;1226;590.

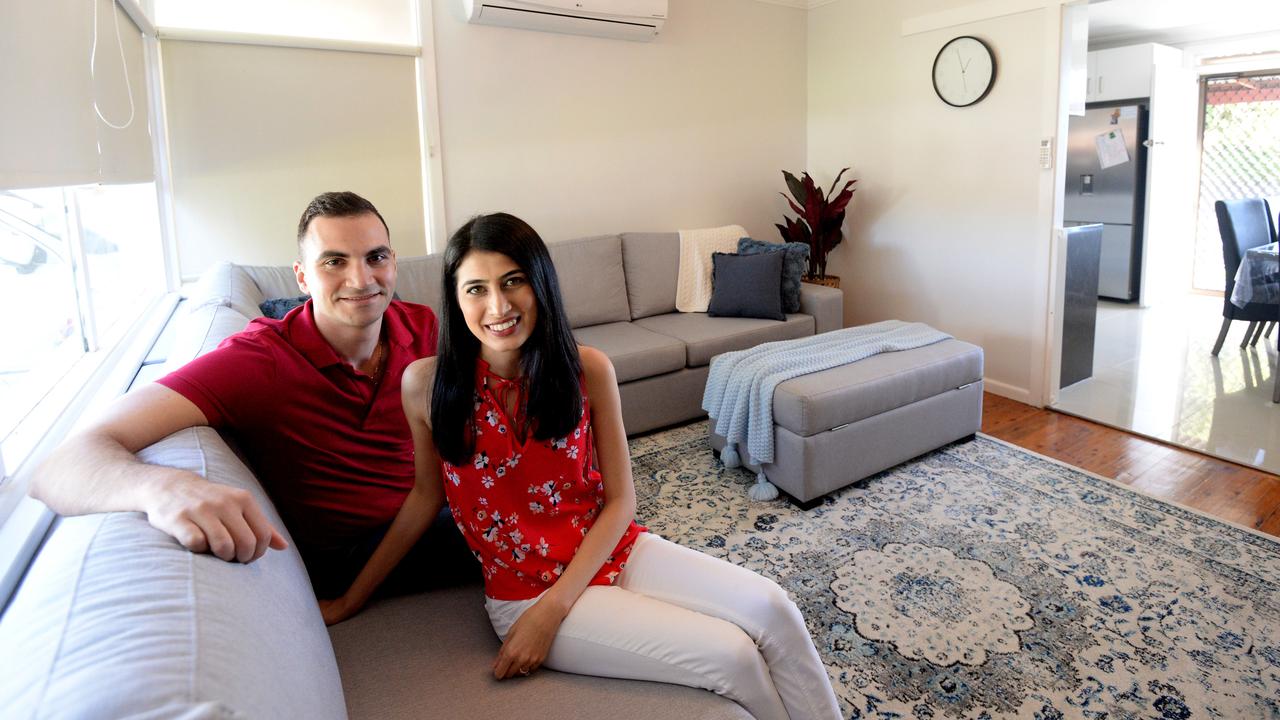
293;213;396;331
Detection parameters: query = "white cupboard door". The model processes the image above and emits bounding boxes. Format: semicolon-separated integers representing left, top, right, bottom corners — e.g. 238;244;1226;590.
1095;45;1153;102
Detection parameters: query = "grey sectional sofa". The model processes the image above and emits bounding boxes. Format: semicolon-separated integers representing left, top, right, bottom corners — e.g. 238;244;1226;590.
1;233;842;719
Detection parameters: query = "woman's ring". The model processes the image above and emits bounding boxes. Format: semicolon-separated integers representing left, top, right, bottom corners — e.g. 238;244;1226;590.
519;667;530;676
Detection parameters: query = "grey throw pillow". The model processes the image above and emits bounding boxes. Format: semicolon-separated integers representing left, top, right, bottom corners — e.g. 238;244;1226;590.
737;237;809;313
259;295;309;319
707;251;785;321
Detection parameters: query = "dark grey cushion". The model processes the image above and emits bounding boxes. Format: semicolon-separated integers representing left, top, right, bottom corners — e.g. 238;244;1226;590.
259;295;308;319
707;252;784;321
737;238;809;313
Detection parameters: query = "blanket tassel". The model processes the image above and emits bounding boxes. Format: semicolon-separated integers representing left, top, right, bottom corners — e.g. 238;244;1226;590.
748;471;779;502
720;443;741;469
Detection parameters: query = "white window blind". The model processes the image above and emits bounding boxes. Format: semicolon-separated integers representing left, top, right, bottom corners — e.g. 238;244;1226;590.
0;0;154;191
161;40;425;279
154;0;417;46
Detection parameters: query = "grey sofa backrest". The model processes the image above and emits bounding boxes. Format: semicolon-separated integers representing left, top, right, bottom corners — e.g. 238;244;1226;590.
620;232;679;320
394;254;445;312
545;234;631;329
202;233;635;331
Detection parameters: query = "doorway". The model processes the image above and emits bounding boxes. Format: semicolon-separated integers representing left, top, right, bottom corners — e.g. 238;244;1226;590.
1047;29;1280;475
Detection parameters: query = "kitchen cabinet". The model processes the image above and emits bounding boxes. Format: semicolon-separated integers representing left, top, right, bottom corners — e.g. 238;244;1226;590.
1086;44;1154;103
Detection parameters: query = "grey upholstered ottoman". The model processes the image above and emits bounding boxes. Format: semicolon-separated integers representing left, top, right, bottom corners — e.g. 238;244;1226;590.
709;338;984;507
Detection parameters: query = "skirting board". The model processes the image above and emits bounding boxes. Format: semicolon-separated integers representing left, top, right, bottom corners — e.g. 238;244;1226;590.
982;377;1034;406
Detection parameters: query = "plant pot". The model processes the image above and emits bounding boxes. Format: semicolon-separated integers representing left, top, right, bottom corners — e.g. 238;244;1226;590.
802;274;840;289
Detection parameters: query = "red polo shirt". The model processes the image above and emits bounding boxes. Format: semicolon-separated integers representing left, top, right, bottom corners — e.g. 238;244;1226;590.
157;300;438;550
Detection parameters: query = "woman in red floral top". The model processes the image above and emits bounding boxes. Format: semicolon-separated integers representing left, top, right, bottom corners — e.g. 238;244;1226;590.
397;214;840;720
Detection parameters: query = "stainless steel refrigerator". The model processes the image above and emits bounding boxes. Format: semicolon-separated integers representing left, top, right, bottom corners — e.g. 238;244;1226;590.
1064;103;1148;302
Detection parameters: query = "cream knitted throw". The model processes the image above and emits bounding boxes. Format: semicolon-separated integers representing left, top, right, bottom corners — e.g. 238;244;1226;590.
675;225;746;313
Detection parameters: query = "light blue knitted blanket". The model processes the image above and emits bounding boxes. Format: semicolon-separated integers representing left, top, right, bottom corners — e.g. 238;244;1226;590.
702;320;953;467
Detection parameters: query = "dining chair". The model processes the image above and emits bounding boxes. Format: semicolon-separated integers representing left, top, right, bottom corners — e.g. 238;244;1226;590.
1212;198;1277;356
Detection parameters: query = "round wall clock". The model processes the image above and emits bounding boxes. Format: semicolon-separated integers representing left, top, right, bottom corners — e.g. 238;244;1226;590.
932;36;996;107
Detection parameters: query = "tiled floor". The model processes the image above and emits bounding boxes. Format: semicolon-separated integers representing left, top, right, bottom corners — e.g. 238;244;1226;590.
1052;293;1280;474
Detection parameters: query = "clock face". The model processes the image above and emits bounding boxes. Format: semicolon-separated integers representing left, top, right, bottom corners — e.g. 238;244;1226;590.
932;36;996;107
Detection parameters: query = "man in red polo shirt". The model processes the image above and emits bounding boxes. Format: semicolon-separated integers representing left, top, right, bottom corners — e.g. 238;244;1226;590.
33;192;472;624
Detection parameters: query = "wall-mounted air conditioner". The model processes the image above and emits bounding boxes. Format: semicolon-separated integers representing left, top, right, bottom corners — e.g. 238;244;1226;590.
463;0;667;42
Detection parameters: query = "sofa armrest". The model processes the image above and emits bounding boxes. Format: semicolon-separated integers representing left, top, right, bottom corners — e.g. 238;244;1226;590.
0;428;345;719
798;283;843;334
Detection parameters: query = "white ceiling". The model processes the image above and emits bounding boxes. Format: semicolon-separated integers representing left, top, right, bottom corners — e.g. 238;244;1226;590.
1088;0;1280;49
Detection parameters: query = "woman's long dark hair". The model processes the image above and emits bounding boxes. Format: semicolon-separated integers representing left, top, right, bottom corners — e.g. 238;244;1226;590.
431;213;583;466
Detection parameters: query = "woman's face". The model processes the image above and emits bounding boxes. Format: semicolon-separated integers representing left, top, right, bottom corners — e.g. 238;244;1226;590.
455;249;539;366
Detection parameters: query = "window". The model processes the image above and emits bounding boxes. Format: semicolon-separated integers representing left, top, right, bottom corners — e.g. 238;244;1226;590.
0;183;166;485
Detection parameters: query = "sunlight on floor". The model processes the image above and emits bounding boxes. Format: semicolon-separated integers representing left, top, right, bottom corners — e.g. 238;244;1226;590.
1053;293;1280;474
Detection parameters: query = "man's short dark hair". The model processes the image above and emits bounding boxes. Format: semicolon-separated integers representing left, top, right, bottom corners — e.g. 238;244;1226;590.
296;191;390;256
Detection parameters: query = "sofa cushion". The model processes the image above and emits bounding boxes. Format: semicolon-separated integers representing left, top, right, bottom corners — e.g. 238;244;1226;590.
260;294;309;319
330;590;752;720
394;254;444;312
621;232;680;319
634;312;814;368
0;428;345;719
772;338;984;436
573;322;687;383
239;263;302;304
163;303;253;371
547;235;631;329
187;261;267;318
738;238;809;313
707;251;785;321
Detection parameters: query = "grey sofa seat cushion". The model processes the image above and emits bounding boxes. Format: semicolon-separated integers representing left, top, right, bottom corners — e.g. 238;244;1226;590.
0;428;345;719
330;589;752;720
573;321;687;383
621;232;680;320
772;338;984;436
547;235;631;328
635;312;814;368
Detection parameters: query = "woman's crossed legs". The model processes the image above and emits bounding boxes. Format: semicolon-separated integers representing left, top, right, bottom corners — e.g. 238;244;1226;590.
486;532;841;720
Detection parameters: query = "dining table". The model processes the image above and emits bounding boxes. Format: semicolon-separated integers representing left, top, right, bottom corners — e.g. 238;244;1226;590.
1232;241;1280;308
1230;241;1279;402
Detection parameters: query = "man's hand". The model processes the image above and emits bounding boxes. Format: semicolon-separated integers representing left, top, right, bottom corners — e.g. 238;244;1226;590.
143;471;287;563
493;598;567;680
318;594;362;626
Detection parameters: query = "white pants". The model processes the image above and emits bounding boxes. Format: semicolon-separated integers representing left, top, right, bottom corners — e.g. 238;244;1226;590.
485;532;841;720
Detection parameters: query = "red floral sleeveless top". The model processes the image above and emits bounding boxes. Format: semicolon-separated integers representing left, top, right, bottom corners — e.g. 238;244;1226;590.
440;358;645;601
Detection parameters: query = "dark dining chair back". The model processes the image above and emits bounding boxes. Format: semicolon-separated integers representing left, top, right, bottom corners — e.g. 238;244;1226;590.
1212;198;1276;355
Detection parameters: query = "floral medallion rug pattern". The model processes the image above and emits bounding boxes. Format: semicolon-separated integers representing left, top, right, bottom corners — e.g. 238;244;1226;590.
628;422;1280;719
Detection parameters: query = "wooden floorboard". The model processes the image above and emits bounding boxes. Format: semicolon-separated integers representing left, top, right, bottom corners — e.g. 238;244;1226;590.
981;392;1280;539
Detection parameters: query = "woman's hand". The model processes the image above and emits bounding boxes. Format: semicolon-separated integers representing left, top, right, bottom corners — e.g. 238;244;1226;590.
318;594;362;626
492;598;568;679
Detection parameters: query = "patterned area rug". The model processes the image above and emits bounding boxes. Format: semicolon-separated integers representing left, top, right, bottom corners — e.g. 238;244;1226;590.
628;421;1280;719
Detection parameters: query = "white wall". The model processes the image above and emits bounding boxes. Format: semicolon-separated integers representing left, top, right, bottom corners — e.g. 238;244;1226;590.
808;0;1065;402
430;0;808;244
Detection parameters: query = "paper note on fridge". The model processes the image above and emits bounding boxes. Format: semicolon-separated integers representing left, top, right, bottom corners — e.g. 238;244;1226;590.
1095;129;1129;170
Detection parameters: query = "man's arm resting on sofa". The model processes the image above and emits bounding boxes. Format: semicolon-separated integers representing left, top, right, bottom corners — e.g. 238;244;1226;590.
30;383;286;563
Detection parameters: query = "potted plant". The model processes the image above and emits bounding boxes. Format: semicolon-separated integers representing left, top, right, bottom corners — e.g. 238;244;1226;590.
775;168;856;286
